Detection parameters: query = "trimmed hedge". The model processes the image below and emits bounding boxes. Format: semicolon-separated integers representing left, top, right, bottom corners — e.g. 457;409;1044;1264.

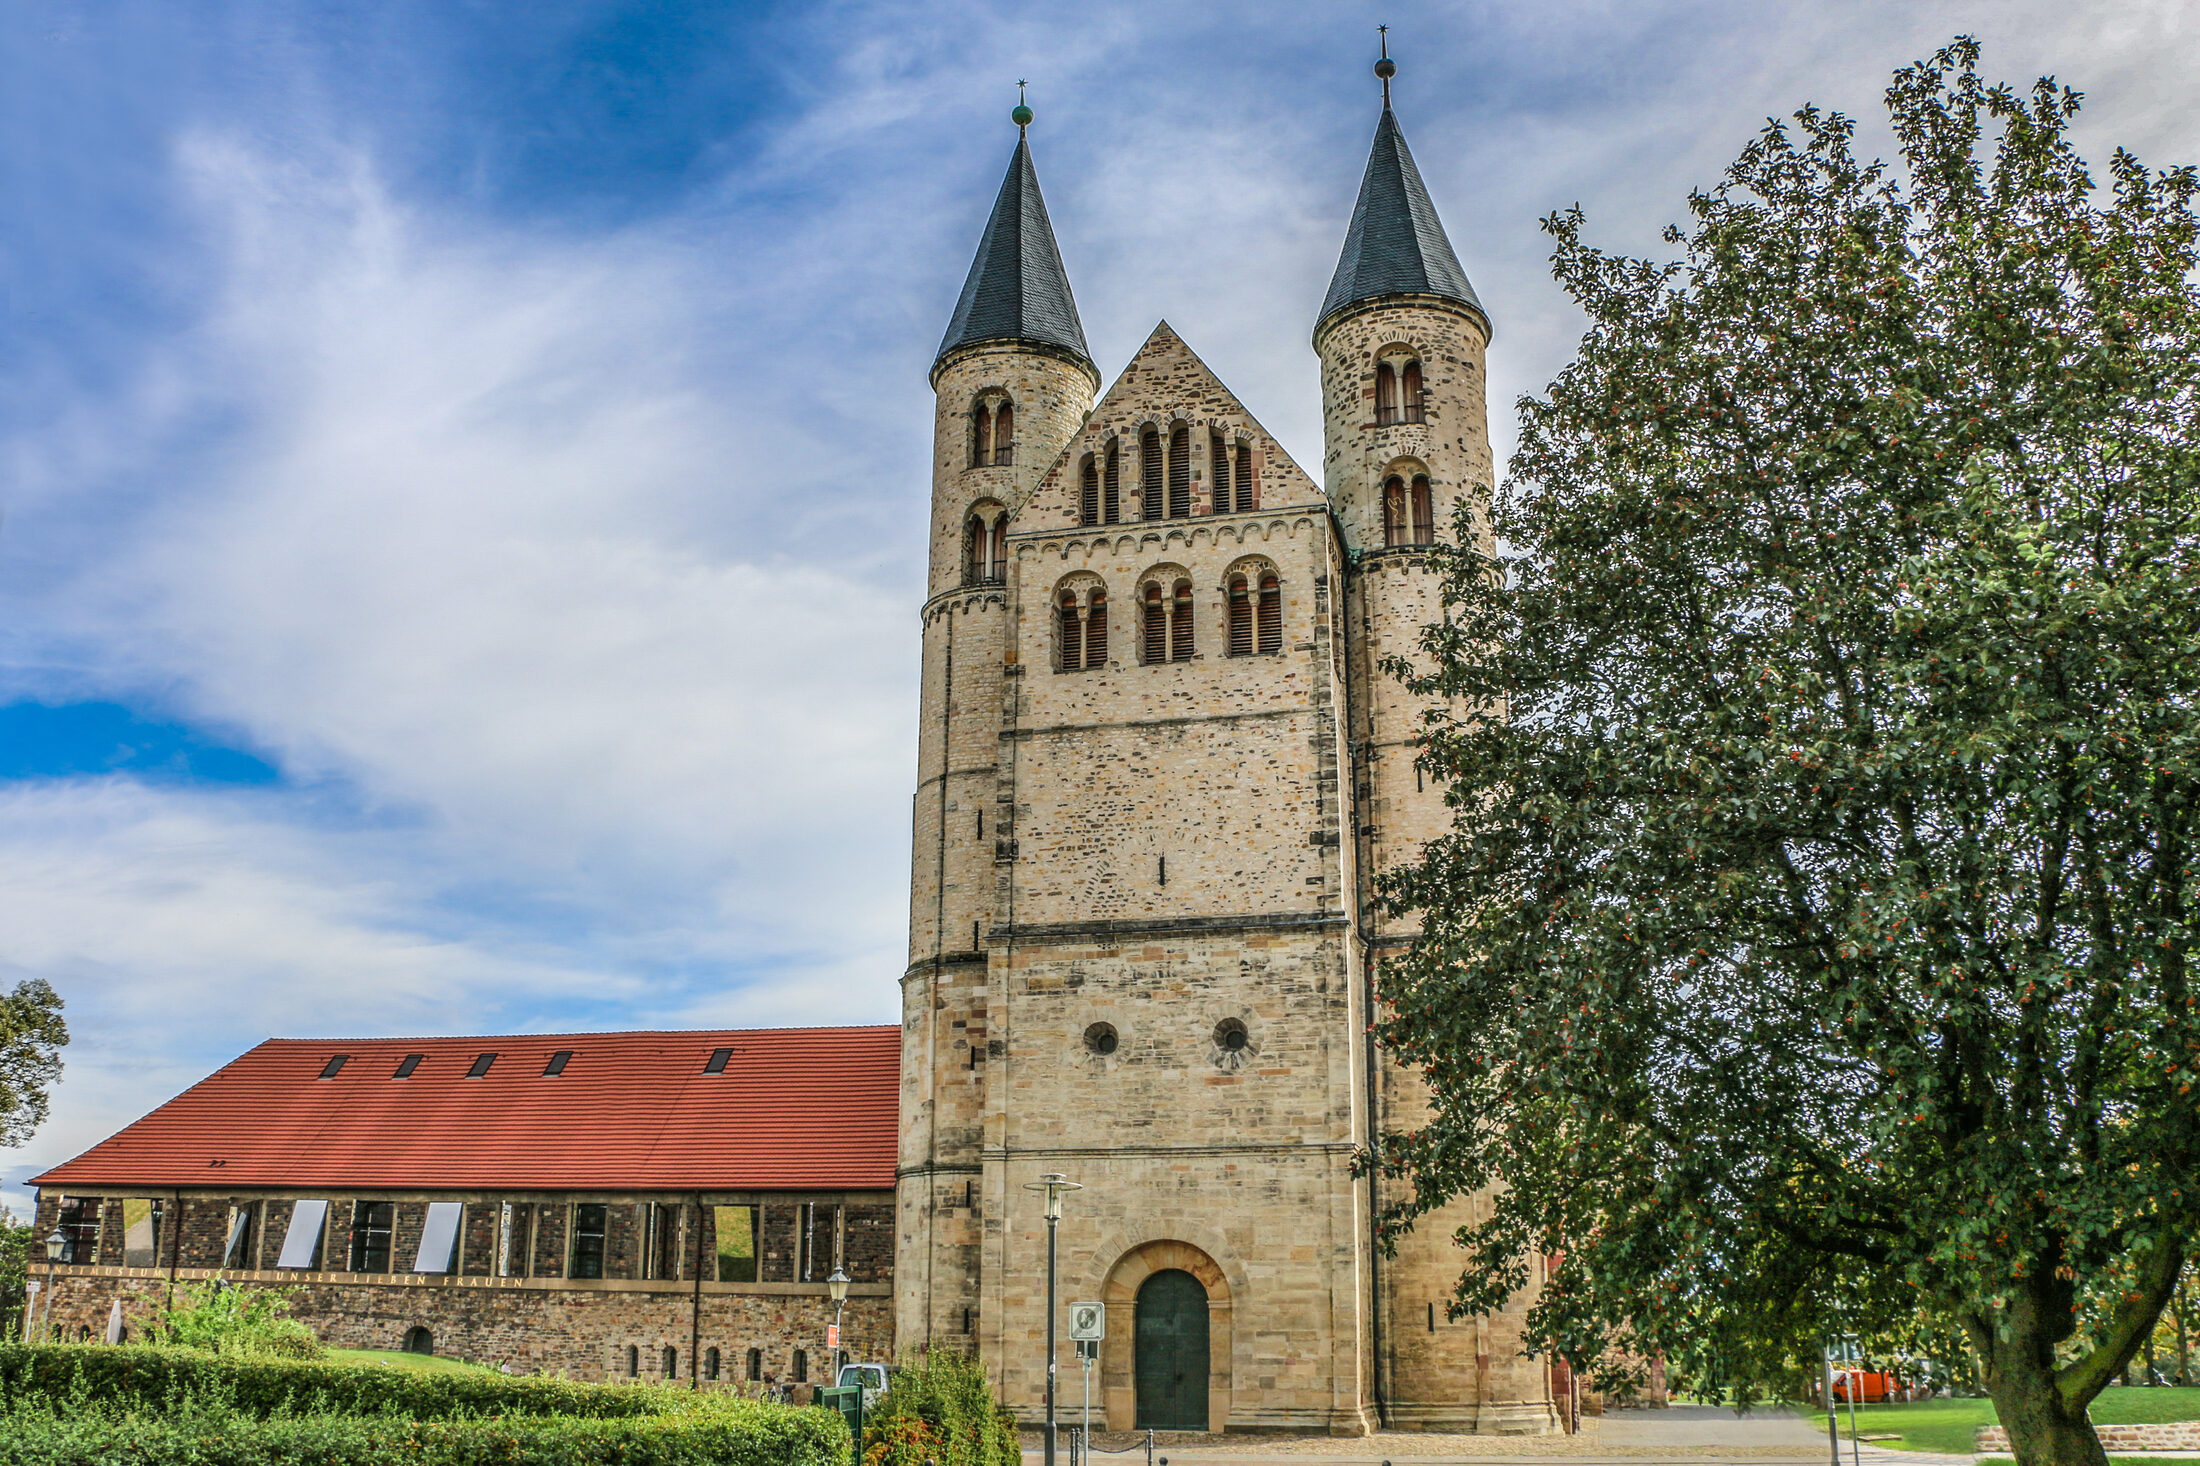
0;1404;851;1465
0;1344;670;1420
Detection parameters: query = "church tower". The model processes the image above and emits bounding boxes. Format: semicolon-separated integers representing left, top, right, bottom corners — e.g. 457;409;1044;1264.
899;109;1099;1352
1318;57;1553;1432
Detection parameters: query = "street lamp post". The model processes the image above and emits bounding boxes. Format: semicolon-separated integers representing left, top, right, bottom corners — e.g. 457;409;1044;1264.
40;1230;64;1343
826;1265;851;1383
1023;1173;1083;1466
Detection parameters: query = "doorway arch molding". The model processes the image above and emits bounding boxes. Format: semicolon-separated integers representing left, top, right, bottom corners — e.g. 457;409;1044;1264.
1097;1238;1235;1433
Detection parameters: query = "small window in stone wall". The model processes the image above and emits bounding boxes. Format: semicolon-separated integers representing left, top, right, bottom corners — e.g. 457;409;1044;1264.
56;1197;98;1264
662;1346;678;1378
401;1325;433;1355
625;1344;639;1377
121;1198;163;1269
570;1203;608;1279
222;1204;253;1270
704;1346;721;1381
792;1348;808;1384
746;1347;763;1382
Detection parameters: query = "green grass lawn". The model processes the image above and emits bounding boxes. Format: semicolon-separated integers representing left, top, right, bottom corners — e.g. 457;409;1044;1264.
324;1347;497;1373
1804;1386;2200;1454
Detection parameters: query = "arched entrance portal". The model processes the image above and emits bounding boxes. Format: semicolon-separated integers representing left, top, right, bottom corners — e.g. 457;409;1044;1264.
1135;1270;1209;1430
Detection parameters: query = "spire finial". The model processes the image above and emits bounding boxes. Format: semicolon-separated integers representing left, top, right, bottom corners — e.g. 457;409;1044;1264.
1012;80;1032;132
1374;26;1396;111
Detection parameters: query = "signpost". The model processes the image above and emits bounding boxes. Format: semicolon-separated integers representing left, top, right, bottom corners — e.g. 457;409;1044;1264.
1070;1302;1104;1456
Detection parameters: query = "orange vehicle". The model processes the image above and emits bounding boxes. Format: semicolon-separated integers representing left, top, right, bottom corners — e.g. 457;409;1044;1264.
1830;1370;1899;1404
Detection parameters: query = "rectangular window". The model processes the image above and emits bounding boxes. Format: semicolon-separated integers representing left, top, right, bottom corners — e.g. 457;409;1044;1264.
319;1054;348;1078
56;1197;99;1264
570;1203;608;1279
349;1200;394;1273
121;1197;163;1269
497;1202;528;1277
413;1201;462;1273
467;1053;497;1077
641;1202;682;1281
275;1199;329;1270
543;1050;572;1076
712;1204;758;1282
222;1205;253;1270
704;1047;732;1074
393;1054;423;1078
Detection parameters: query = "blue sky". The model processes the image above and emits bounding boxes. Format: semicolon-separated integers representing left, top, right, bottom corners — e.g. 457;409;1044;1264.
1;0;2191;1209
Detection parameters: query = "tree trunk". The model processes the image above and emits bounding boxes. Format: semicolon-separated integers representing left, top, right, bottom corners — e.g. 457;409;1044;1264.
1983;1326;2109;1466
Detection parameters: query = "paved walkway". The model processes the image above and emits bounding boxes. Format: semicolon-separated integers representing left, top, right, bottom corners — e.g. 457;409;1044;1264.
1022;1406;1977;1466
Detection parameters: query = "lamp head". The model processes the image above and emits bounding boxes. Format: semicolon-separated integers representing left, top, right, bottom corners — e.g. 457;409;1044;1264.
45;1229;65;1262
827;1265;850;1302
1023;1170;1084;1220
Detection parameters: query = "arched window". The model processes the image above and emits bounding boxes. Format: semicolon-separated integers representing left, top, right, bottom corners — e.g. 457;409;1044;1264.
1103;441;1121;524
1140;428;1163;520
1375;362;1398;425
963;503;1006;584
1226;575;1253;657
745;1348;763;1382
970;396;1015;467
1257;573;1282;654
1401;361;1424;422
1140;575;1193;664
1167;425;1190;519
792;1348;809;1384
1058;583;1106;673
1234;442;1256;513
663;1345;678;1378
1080;456;1099;526
401;1326;433;1356
625;1344;640;1377
1208;430;1226;513
705;1346;721;1381
1383;475;1408;547
1410;475;1434;544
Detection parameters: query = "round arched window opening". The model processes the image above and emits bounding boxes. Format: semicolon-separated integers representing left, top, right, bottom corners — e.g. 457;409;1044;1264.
1084;1022;1119;1057
400;1325;433;1356
1214;1018;1250;1053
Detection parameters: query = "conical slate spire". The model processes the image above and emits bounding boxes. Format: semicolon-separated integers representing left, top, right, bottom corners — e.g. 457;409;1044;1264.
1317;106;1485;334
935;134;1091;372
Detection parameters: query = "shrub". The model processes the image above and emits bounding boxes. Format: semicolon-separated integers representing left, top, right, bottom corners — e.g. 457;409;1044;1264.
0;1397;851;1465
863;1348;1018;1466
0;1343;673;1420
142;1280;324;1359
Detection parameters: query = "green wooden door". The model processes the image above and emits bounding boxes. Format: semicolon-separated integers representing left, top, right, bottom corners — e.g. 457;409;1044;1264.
1134;1269;1209;1431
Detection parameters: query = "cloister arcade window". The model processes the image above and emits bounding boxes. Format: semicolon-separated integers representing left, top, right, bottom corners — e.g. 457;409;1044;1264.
1079;444;1123;527
1233;440;1257;513
1057;582;1107;672
963;502;1007;584
970;395;1015;467
1227;565;1283;656
1382;475;1436;547
1374;358;1425;426
1141;575;1195;664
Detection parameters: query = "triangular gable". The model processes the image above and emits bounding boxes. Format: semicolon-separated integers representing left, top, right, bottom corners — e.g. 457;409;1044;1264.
1014;321;1321;532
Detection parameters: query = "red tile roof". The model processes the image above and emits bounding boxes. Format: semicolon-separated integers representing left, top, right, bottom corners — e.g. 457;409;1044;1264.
30;1027;899;1193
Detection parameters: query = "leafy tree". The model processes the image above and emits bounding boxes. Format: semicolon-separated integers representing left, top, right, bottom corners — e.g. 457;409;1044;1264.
0;978;66;1148
861;1349;1018;1466
1378;39;2200;1466
143;1279;325;1358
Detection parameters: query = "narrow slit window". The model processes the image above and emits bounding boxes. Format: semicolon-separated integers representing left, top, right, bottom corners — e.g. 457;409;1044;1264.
1410;475;1434;544
705;1347;721;1381
1402;361;1424;422
1383;476;1407;547
972;404;991;467
1208;431;1226;513
570;1203;608;1279
1375;361;1398;424
704;1048;732;1074
663;1345;678;1377
1170;580;1194;661
792;1348;809;1384
1257;573;1282;654
1080;456;1099;526
1058;591;1085;672
746;1348;763;1381
991;401;1012;465
543;1050;571;1076
1102;443;1121;524
1227;576;1253;657
626;1344;640;1377
1140;429;1162;520
1234;443;1255;513
467;1053;497;1078
1167;425;1190;518
1084;588;1106;665
319;1055;348;1079
222;1205;253;1270
392;1054;422;1079
1142;583;1166;665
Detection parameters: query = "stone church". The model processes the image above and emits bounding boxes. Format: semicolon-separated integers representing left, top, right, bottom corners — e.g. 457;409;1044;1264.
897;74;1557;1435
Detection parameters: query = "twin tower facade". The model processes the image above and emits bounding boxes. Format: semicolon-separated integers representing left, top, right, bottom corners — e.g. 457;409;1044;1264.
896;90;1554;1435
